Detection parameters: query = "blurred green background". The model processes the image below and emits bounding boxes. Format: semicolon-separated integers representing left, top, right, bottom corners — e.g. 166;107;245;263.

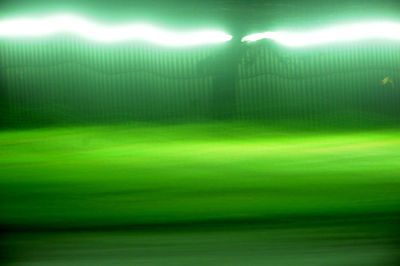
1;0;400;265
1;122;400;265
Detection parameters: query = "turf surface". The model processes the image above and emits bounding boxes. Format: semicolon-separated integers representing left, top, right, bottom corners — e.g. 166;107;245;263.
1;121;400;229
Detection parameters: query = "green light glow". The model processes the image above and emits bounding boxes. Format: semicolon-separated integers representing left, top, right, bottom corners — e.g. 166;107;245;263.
242;21;400;47
0;14;232;46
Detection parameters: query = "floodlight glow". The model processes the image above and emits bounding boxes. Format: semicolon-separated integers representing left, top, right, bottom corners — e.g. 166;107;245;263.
242;22;400;47
0;14;232;46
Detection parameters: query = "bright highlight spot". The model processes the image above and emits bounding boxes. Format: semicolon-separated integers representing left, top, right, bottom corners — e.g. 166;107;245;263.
242;22;400;47
0;14;232;46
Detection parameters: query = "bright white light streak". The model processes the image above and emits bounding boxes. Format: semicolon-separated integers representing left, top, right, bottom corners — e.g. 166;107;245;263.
242;22;400;47
0;14;232;46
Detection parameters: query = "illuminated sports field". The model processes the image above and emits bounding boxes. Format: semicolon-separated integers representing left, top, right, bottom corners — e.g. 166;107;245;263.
1;1;400;265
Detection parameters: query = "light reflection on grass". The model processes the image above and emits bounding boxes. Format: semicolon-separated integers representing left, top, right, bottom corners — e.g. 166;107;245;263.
0;122;399;228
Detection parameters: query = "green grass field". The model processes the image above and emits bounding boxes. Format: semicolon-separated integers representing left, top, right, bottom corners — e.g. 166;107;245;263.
1;121;400;229
1;121;400;265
